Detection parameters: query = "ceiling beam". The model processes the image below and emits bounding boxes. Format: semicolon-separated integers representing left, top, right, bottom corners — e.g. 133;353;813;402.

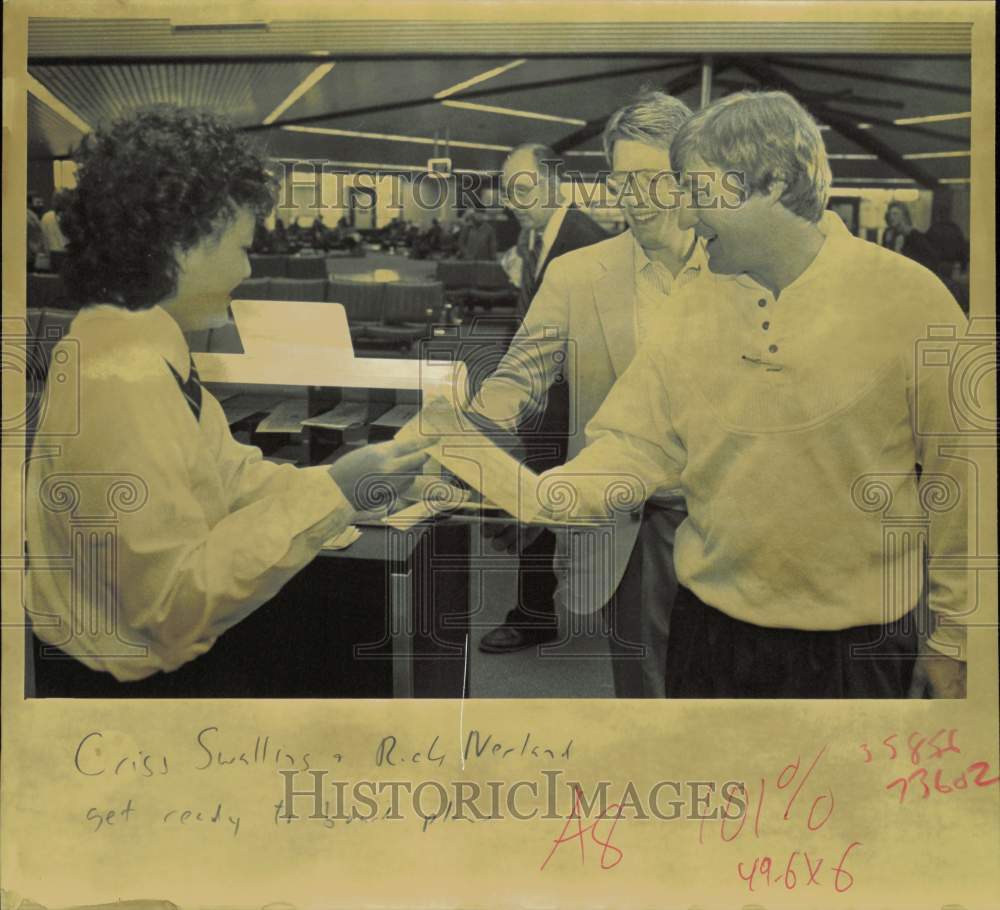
763;57;970;96
714;79;905;109
237;58;698;134
731;58;940;188
551;63;711;153
813;108;970;145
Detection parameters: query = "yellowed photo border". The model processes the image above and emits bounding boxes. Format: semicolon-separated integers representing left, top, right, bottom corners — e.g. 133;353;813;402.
3;2;996;907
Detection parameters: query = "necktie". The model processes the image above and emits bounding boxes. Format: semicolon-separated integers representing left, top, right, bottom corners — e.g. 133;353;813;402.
518;230;545;315
165;355;203;421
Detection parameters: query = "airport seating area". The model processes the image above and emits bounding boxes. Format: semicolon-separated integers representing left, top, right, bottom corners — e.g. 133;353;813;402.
27;253;519;358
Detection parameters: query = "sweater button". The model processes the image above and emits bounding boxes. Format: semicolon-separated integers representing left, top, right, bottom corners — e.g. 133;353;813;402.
758;298;767;307
768;344;778;354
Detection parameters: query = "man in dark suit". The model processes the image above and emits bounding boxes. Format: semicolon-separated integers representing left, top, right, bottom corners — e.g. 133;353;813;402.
479;143;607;653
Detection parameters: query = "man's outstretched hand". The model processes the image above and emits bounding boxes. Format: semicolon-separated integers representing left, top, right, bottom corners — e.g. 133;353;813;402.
328;435;437;512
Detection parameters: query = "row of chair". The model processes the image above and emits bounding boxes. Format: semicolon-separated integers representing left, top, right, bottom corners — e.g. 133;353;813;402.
249;252;359;280
27;273;73;312
434;259;517;311
233;277;445;350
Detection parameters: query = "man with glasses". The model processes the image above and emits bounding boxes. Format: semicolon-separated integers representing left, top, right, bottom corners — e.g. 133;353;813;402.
474;93;705;700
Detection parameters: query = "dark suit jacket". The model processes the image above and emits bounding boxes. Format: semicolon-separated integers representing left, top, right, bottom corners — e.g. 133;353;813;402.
536;206;608;289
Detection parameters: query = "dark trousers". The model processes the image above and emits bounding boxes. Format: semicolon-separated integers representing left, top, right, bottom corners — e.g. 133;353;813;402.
606;505;685;698
665;587;918;699
505;381;569;629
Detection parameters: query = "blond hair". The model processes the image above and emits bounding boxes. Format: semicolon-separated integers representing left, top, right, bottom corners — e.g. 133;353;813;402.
671;91;832;222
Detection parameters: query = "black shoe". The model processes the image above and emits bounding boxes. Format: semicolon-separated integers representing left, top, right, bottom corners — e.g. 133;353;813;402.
478;623;558;654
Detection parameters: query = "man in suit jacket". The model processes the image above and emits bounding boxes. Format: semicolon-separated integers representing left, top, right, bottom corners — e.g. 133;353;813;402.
474;98;704;698
477;143;606;654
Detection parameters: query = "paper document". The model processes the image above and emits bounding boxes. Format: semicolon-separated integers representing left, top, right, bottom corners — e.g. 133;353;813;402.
320;526;362;550
254;398;309;434
372;403;420;429
378;501;439;530
301;401;370;431
411;396;577;525
220;394;283;426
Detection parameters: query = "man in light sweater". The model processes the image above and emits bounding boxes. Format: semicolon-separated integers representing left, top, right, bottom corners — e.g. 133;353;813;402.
533;90;969;698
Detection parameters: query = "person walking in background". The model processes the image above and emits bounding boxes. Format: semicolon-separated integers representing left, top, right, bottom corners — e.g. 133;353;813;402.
40;207;67;254
881;201;938;271
26;202;46;271
457;209;498;261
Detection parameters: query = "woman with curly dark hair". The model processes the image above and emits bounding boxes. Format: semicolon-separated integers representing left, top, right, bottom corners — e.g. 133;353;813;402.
27;106;432;696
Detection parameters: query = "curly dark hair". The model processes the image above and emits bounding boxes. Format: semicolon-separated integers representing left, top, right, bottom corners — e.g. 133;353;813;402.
56;106;275;308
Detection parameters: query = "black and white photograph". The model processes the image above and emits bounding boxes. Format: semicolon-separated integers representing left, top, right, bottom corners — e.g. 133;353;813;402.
3;2;996;908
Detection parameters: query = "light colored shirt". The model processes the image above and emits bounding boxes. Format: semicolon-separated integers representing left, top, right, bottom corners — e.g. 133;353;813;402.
40;210;66;253
542;212;969;656
26;305;353;681
632;235;706;346
530;195;570;278
26;209;45;259
500;245;523;288
473;231;707;447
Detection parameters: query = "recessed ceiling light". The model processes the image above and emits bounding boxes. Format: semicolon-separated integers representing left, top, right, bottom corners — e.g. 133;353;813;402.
434;60;527;100
282;125;512;152
263;64;336;126
27;75;92;134
894;112;971;125
441;100;586;126
274;157;500;177
832;177;917;185
903;150;971;160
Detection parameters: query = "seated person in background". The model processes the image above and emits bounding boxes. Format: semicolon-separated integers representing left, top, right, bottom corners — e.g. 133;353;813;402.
250;216;272;253
311;213;329;250
28;106;432;695
532;91;968;699
881;202;938;271
26;202;46;270
440;219;462;256
427;217;444;252
271;217;290;253
458;209;498;261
